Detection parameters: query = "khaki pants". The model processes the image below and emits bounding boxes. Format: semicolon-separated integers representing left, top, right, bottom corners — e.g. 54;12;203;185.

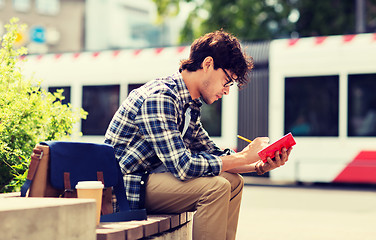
145;172;244;240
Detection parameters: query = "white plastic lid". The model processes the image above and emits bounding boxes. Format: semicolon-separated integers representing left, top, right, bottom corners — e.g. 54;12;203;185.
75;181;104;189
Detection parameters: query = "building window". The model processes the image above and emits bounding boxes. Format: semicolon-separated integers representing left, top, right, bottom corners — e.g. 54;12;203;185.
128;84;144;95
13;0;31;12
36;0;60;15
285;75;339;136
82;85;120;135
348;73;376;136
48;86;71;105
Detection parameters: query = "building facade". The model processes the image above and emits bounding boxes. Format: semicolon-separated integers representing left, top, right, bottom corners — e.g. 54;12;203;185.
86;0;179;51
0;0;85;53
0;0;181;54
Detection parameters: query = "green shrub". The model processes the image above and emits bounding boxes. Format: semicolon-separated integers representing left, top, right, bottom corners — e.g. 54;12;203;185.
0;18;87;192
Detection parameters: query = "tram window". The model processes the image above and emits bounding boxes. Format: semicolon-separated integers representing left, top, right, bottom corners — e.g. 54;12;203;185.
82;85;120;135
48;86;71;105
285;76;339;136
128;84;144;95
348;73;376;137
201;100;222;137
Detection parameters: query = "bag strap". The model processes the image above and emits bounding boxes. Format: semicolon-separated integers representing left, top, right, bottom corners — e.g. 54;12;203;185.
97;171;113;215
112;166;131;211
63;172;76;198
100;166;147;222
20;148;43;197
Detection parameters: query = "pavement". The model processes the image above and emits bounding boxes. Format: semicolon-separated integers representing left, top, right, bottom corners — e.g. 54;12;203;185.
236;177;376;240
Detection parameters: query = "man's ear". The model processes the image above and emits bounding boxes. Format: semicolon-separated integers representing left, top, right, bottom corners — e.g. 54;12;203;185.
202;56;214;72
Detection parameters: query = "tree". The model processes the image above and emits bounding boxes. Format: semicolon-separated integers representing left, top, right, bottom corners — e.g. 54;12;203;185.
296;0;376;37
296;0;355;37
154;0;296;43
0;18;87;192
153;0;376;43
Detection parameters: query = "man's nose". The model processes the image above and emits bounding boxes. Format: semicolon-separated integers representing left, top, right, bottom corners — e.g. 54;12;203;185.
223;86;230;95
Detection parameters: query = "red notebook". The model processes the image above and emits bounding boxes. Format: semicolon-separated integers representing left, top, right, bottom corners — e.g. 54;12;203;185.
258;133;296;162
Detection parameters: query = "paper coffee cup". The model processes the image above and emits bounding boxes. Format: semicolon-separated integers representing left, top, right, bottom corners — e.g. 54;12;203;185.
76;181;104;225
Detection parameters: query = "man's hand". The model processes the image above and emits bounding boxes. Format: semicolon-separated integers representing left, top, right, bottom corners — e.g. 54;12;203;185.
256;147;292;174
221;137;270;173
239;137;270;164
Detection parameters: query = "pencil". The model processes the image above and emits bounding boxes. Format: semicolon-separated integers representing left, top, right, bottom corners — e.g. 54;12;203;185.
237;135;252;143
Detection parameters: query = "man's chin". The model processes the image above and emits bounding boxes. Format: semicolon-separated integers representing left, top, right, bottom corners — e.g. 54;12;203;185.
202;98;215;105
200;94;218;105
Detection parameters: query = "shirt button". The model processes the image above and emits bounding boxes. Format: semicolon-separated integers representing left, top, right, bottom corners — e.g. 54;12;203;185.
140;181;144;185
127;170;131;174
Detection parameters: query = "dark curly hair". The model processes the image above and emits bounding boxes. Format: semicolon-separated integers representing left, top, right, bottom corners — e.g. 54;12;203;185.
179;30;254;87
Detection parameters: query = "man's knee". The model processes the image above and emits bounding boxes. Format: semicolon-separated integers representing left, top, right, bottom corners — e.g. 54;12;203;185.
231;173;244;185
198;174;243;203
205;176;232;199
234;173;244;189
220;172;244;191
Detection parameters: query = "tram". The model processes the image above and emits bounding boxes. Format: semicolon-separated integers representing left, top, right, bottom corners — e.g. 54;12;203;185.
267;33;376;184
20;32;376;184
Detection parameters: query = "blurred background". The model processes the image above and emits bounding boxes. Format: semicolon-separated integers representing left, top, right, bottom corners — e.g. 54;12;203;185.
1;0;376;186
1;0;375;53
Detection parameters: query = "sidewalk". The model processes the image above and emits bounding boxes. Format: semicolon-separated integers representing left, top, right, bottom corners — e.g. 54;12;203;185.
236;181;376;240
243;176;376;191
243;176;296;186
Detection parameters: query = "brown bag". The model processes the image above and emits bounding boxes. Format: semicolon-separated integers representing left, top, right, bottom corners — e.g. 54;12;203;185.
22;143;113;215
21;141;147;222
27;144;61;197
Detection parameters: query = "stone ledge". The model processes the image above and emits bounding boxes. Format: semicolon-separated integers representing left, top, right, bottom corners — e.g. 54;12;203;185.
1;193;194;240
0;192;21;198
0;197;97;240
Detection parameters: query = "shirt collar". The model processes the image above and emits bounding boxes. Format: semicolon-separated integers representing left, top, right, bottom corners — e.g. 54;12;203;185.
173;72;202;108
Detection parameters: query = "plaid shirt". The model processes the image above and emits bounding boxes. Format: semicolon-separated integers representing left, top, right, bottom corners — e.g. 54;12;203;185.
105;72;228;209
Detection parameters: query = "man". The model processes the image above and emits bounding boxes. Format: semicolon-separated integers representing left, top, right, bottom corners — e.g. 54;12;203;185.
105;30;292;240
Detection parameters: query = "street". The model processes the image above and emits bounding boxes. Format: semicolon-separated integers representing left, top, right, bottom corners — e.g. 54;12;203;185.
236;180;376;240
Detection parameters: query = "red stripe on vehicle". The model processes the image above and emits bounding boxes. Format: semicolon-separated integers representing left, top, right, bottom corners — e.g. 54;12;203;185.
177;46;186;53
343;34;356;43
133;49;142;56
314;36;327;45
155;48;164;54
112;50;120;57
333;151;376;183
92;52;100;58
288;38;299;46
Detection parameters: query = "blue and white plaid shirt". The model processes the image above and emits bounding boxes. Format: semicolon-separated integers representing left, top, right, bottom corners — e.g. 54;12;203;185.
105;72;228;209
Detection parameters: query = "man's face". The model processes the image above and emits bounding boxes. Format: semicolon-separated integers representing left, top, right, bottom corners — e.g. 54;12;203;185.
200;68;236;105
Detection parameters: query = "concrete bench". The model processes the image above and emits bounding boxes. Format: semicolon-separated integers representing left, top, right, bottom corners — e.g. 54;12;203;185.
0;192;193;240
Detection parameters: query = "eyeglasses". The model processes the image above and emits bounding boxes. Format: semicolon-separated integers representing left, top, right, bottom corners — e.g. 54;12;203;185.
222;69;235;87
